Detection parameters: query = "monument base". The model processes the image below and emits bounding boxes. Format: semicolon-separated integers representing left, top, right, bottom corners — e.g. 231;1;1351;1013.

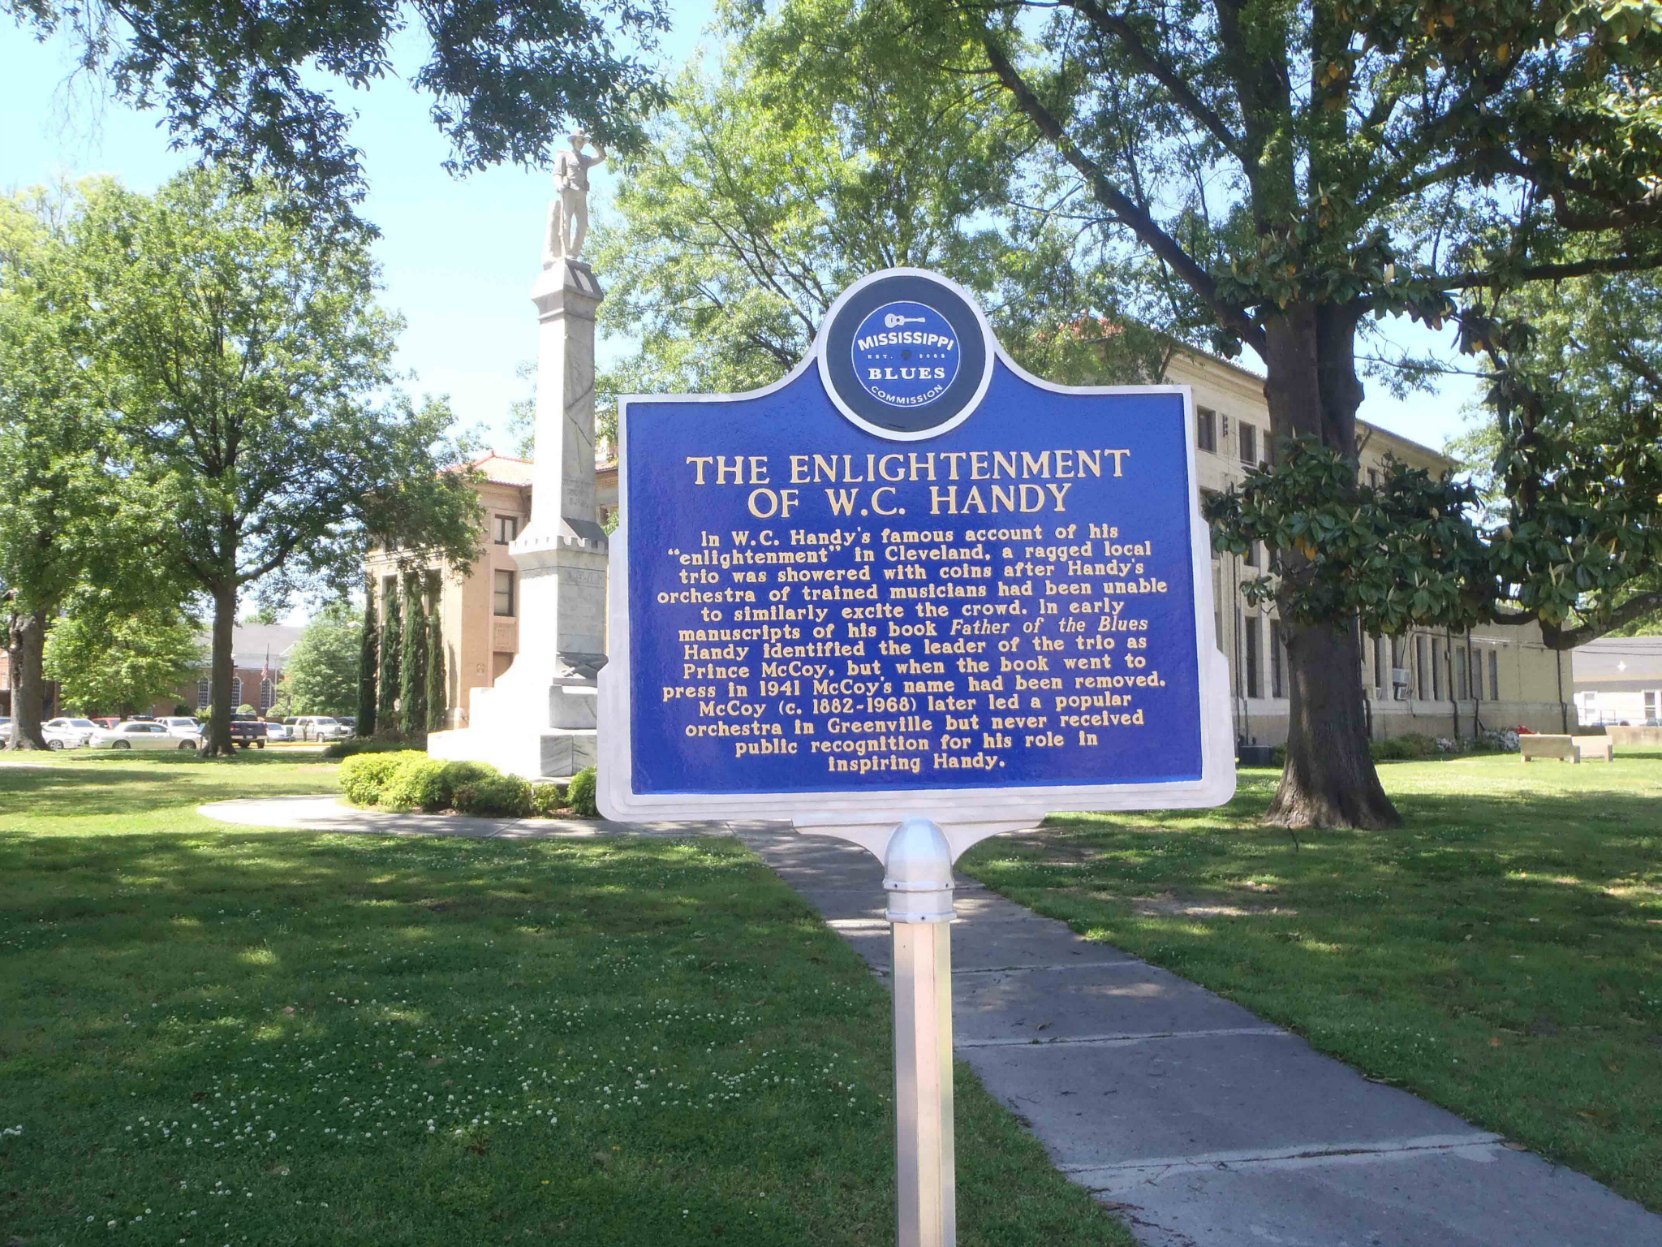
428;723;596;781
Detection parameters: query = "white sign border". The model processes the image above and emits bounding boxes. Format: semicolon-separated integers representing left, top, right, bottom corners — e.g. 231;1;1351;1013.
598;268;1236;860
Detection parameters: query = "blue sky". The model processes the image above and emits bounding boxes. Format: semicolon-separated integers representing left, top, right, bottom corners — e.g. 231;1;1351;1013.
0;11;1477;457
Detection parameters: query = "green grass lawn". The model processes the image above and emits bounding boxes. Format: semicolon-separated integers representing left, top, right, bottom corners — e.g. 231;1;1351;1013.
960;751;1662;1211
0;753;1133;1246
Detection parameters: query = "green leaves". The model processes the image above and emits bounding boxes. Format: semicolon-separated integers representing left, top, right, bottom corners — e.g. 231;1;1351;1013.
9;0;670;220
283;602;364;717
1206;438;1497;634
43;600;203;716
591;0;1101;402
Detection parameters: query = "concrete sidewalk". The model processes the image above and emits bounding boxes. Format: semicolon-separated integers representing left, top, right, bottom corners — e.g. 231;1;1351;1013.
199;798;1662;1246
734;824;1662;1247
198;793;726;841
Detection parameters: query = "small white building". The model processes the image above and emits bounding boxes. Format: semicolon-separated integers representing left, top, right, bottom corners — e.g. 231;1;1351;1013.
1572;636;1662;726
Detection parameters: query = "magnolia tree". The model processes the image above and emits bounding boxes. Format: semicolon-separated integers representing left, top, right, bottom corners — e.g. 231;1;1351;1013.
824;0;1662;828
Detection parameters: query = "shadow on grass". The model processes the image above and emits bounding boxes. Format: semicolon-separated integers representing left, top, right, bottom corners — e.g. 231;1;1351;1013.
0;753;335;820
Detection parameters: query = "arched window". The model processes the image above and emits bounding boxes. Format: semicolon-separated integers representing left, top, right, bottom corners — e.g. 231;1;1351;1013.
196;678;211;710
259;679;275;712
230;677;243;708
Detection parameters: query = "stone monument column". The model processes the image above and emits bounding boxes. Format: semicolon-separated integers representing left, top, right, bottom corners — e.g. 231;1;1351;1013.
427;136;609;779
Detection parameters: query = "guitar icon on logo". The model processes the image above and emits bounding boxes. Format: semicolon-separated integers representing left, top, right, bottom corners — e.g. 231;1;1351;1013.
884;313;928;328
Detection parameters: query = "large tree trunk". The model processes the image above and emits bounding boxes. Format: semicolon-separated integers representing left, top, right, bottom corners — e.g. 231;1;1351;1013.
202;580;238;757
7;608;49;750
1260;304;1401;829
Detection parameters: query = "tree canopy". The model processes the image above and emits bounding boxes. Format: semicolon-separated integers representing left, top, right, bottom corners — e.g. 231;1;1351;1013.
0;182;180;747
4;0;670;217
282;603;362;716
43;599;202;716
591;0;1168;424
813;0;1662;827
19;170;483;754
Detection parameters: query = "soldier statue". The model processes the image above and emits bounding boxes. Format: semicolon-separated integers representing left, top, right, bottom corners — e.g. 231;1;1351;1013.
545;130;607;263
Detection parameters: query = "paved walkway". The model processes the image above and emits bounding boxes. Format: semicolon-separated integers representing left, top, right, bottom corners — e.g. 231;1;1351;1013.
201;798;1662;1247
198;794;727;841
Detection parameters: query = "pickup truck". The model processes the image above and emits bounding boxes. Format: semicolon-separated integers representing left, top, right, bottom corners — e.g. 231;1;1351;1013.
227;714;268;749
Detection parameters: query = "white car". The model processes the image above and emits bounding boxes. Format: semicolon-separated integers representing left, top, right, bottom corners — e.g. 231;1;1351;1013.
42;717;98;748
157;716;204;739
89;721;199;751
263;721;292;741
292;715;351;741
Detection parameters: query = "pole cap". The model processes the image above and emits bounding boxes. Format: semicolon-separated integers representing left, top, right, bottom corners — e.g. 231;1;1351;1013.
883;818;955;923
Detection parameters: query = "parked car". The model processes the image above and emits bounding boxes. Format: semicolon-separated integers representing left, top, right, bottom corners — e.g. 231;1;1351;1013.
89;720;197;751
291;715;351;741
263;721;292;742
337;716;358;735
157;716;203;740
43;717;99;748
89;717;121;730
227;715;269;749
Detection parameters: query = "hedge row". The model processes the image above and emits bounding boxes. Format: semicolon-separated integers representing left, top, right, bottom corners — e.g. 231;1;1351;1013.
338;751;600;819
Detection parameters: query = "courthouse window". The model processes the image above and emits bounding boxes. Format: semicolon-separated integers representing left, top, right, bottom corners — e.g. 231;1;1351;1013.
494;515;519;545
1239;423;1258;465
1489;650;1499;700
1244;616;1262;698
1197;407;1217;453
493;570;516;617
1270;621;1284;698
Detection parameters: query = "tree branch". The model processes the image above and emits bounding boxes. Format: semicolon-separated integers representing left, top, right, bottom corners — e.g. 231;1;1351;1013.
979;33;1265;354
1438;252;1662;291
1061;0;1244;160
1537;591;1662;649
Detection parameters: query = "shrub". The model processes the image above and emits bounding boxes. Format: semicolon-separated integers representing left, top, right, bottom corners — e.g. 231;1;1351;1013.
529;783;566;818
567;766;598;818
324;737;413;761
436;760;495;790
339;750;425;806
378;755;452;812
452;773;533;818
1371;732;1439;762
1271;744;1287;768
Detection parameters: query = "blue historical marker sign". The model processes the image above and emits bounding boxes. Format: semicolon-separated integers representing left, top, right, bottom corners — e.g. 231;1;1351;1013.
599;269;1233;854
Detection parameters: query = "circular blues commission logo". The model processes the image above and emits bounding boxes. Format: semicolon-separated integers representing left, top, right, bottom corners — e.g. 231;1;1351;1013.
819;271;993;439
850;301;961;409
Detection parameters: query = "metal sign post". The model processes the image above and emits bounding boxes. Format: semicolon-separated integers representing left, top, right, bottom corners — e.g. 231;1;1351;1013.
598;268;1235;1245
885;819;957;1247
